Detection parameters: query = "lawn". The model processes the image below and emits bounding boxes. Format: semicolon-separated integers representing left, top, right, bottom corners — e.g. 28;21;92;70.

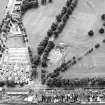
59;0;105;79
6;36;26;48
0;0;8;24
22;0;66;56
23;0;105;79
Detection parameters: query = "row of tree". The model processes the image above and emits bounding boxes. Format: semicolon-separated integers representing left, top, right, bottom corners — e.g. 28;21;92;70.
21;0;39;16
41;41;55;68
37;37;49;56
41;69;47;84
46;77;105;89
21;0;54;16
30;0;78;79
41;0;53;5
36;0;78;60
40;0;79;68
0;80;19;88
47;0;78;39
28;46;40;79
0;13;12;56
47;56;77;80
46;42;101;82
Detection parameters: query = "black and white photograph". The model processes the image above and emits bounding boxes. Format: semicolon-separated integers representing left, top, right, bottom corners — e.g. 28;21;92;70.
0;0;105;105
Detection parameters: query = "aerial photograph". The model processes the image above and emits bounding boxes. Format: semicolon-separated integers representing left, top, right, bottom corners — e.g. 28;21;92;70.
1;0;105;105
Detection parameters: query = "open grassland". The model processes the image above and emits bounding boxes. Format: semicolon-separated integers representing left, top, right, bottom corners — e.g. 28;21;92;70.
23;0;105;79
59;0;105;79
0;0;8;24
6;36;26;48
23;0;66;56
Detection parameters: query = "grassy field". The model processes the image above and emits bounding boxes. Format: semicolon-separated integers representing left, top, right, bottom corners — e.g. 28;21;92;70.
0;0;8;24
23;0;105;79
6;36;26;48
59;0;105;79
23;0;66;56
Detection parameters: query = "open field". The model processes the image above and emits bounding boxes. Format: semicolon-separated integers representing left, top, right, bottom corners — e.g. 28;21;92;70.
23;0;66;56
23;0;105;79
6;36;26;48
59;0;105;79
0;0;8;24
